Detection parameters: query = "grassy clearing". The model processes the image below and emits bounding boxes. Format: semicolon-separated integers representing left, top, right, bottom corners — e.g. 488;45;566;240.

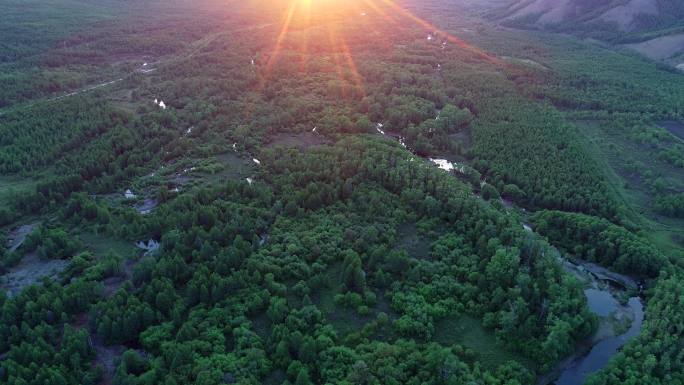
434;315;537;371
572;118;684;258
149;152;253;190
0;176;36;204
201;152;254;183
79;232;139;259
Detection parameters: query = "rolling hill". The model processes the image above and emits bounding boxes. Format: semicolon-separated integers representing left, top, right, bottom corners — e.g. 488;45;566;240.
490;0;684;65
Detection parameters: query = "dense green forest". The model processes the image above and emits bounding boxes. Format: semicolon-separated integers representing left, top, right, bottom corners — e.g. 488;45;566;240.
1;0;683;384
530;210;667;277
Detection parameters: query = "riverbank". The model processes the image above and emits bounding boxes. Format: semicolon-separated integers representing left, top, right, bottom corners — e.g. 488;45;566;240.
372;119;647;385
540;255;644;385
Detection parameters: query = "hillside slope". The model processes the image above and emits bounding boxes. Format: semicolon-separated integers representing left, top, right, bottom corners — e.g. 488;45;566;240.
495;0;683;33
490;0;684;65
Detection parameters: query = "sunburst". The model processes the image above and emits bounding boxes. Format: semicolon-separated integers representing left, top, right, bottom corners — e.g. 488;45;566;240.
252;0;498;102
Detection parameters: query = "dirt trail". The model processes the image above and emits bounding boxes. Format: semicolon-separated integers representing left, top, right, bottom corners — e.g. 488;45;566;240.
0;22;274;115
6;222;38;252
103;258;139;297
92;336;125;385
72;256;143;384
69;312;124;385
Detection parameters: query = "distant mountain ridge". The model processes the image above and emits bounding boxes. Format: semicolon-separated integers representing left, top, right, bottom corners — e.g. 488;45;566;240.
491;0;684;38
489;0;684;66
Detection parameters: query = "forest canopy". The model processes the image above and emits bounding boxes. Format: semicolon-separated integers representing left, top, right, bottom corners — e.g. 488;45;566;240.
1;1;683;385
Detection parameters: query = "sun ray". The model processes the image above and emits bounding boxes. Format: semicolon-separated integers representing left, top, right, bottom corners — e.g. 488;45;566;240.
296;0;312;73
326;23;349;99
339;37;366;98
361;0;401;26
372;0;500;64
249;0;502;121
259;0;298;90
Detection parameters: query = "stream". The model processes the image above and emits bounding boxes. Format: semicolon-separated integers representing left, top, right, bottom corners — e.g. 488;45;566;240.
420;153;645;385
541;256;644;385
375;125;645;384
555;298;643;385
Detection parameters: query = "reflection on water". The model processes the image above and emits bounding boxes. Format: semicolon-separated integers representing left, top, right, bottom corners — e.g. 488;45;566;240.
584;288;619;317
530;249;645;385
555;297;643;385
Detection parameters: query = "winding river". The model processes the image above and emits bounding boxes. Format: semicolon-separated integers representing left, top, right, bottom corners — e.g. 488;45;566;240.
375;128;645;385
542;257;644;385
555;297;643;385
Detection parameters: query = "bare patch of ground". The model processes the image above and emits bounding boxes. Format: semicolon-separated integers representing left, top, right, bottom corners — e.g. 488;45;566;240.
624;33;684;61
154;152;253;190
0;253;68;297
71;312;89;328
103;258;139;298
92;336;125;385
103;276;127;298
70;311;129;385
6;222;38;252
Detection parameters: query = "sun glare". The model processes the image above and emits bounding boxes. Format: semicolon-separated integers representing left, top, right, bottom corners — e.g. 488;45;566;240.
254;0;498;97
